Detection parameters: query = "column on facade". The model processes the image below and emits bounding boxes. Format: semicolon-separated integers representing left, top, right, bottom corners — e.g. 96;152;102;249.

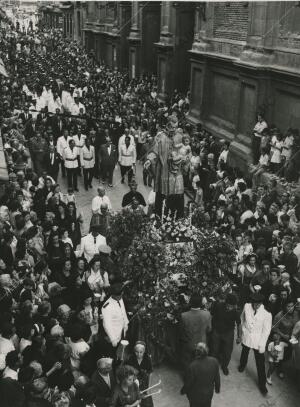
128;1;140;40
155;2;175;99
128;2;142;79
191;2;213;52
159;1;173;45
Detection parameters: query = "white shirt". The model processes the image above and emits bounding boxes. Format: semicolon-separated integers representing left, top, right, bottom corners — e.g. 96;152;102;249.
69;340;90;370
63;146;79;169
92;195;112;213
85;269;110;292
61;90;74;112
102;297;129;346
71;102;86;116
241;303;272;352
119;144;136;167
79;233;107;262
81;145;95;169
118;134;135;157
73;134;86;151
48;97;62;114
0;336;15;358
3;366;18;380
218;149;229;164
35;95;46;112
253;120;267;138
282;135;294;159
259;154;269;167
270;137;283;164
57;135;73;157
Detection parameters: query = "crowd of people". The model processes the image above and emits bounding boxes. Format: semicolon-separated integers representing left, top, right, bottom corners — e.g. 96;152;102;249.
0;18;300;407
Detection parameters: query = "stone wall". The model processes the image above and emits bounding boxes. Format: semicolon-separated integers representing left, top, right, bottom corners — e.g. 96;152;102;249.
188;1;300;169
213;2;249;41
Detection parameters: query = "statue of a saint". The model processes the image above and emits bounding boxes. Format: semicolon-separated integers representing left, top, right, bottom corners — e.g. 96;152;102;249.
144;129;184;218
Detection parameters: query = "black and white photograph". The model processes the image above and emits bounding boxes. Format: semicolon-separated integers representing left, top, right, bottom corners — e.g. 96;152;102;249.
0;1;300;406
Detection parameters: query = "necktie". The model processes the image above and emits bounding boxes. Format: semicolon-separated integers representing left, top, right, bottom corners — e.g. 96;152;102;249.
94;236;97;244
117;300;121;308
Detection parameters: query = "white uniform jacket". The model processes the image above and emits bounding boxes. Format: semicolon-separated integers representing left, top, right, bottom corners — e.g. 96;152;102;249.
102;297;129;346
81;145;95;169
63;146;79;169
79;233;107;263
241;303;272;353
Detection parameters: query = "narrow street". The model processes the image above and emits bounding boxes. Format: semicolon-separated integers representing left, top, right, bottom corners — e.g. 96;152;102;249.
62;165;299;407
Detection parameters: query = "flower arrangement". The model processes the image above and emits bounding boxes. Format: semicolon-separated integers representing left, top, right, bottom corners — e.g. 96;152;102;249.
106;208;148;263
108;208;236;357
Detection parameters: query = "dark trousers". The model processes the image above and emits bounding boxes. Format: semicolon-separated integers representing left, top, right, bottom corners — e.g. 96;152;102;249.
189;401;212;407
83;167;94;188
101;164;114;184
143;169;153;187
252;135;261;164
33;159;45;177
211;329;234;369
61;160;66;177
120;165;133;184
239;344;266;389
49;169;59;182
66;168;78;190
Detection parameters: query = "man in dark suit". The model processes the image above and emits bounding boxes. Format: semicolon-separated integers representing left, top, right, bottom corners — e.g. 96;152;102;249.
44;144;60;182
180;294;212;371
98;136;118;187
50;108;64;141
24;116;38;140
181;342;220;407
91;357;115;407
19;105;32;125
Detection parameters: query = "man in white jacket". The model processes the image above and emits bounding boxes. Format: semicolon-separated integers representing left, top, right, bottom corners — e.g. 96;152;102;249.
238;292;272;395
101;280;129;357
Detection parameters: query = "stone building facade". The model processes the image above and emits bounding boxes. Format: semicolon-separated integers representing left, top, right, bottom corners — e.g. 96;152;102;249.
38;1;73;38
189;1;300;167
74;1;300;167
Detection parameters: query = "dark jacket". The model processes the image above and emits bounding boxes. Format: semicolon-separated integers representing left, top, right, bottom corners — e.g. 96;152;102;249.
182;356;220;404
99;144;118;168
180;309;212;351
19;111;32;125
50;115;64;139
91;370;115;407
44;151;60;174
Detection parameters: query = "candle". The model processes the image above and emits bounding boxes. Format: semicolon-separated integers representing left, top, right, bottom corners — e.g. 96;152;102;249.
161;199;166;222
